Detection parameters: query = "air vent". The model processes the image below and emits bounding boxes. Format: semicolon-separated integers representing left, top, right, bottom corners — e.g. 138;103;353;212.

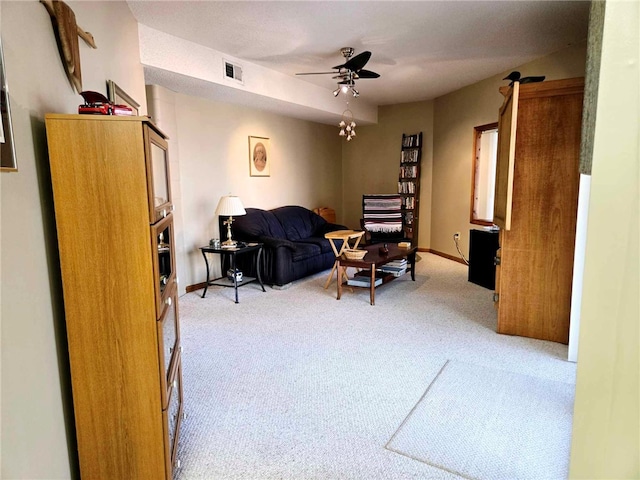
223;60;243;84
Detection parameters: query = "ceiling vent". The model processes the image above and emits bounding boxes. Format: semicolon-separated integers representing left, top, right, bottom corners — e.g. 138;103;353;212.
223;60;243;84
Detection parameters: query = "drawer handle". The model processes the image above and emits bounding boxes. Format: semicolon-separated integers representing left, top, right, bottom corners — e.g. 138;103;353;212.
175;459;181;469
173;379;178;389
165;297;172;306
162;209;167;218
169;346;174;355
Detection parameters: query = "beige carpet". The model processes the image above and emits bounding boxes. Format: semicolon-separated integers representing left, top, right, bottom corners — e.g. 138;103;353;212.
386;360;575;480
174;253;576;479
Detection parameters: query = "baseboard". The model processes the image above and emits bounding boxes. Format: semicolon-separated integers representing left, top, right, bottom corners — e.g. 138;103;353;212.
186;282;206;293
186;250;465;293
424;248;467;265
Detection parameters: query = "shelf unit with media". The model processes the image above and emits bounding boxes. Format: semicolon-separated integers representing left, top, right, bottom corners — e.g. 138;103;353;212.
398;132;423;244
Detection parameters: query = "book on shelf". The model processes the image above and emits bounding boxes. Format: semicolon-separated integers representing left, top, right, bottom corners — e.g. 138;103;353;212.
401;149;419;163
402;197;415;209
398;181;416;194
347;276;383;287
380;261;407;271
379;267;407;277
402;134;421;148
399;165;418;179
385;258;407;267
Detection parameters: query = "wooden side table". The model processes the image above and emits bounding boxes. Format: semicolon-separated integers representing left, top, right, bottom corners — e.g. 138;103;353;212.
324;230;365;289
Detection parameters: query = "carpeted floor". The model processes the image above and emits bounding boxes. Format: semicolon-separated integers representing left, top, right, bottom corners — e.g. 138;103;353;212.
386;360;575;480
175;253;576;479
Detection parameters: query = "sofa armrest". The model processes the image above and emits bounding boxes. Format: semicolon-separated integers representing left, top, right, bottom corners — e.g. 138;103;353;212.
258;235;296;251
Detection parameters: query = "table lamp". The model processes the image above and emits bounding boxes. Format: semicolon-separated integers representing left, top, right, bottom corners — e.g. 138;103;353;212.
216;195;246;247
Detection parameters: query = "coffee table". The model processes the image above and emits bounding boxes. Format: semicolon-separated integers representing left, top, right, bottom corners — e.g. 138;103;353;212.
336;243;417;305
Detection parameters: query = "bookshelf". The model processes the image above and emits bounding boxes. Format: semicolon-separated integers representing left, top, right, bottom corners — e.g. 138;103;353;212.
399;132;423;244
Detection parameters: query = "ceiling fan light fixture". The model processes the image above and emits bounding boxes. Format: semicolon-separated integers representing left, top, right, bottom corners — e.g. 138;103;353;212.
295;47;379;100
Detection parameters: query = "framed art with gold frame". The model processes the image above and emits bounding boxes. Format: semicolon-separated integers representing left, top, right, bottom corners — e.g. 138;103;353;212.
107;80;140;115
249;136;270;177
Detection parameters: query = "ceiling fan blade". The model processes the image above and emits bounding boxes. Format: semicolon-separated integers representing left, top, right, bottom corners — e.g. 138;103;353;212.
295;71;337;76
333;50;371;71
356;70;380;79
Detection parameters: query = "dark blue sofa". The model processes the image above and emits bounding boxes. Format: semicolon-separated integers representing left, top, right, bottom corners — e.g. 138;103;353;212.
229;206;347;287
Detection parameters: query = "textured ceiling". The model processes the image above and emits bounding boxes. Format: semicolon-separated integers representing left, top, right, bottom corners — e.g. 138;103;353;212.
128;1;590;107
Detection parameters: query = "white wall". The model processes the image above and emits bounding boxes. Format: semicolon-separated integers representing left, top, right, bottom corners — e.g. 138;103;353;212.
0;2;146;478
147;86;343;290
569;0;639;476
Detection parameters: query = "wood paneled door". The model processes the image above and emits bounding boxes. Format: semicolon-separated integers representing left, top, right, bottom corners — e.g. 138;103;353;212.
493;78;584;344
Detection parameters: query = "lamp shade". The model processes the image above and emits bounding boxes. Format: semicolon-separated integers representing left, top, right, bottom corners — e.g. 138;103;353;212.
216;195;246;217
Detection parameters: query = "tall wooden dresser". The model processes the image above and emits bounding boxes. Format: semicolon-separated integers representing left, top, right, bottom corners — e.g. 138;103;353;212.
493;78;584;344
45;114;183;479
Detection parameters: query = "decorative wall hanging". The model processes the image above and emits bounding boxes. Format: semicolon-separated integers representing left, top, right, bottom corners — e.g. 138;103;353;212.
249;136;270;177
41;0;97;93
339;106;357;141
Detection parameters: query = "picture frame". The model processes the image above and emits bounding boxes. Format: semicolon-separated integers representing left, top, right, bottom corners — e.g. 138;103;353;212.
107;80;140;115
249;136;270;177
1;38;18;172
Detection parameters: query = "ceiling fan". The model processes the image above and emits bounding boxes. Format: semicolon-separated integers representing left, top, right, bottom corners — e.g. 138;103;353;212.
296;47;380;97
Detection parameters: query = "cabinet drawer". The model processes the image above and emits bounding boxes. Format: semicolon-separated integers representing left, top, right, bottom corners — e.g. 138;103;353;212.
163;362;184;480
158;282;180;408
152;214;177;319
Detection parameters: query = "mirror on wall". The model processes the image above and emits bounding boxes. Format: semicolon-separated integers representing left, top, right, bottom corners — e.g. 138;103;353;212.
1;37;17;172
470;123;498;225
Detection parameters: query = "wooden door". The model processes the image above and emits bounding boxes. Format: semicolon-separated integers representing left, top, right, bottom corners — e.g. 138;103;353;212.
495;79;583;344
493;82;519;230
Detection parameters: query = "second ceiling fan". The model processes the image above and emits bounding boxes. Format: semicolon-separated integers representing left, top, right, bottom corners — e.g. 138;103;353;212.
296;47;380;97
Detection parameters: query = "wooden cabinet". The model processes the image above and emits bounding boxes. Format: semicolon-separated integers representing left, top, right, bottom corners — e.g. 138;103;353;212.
493;78;584;344
45;114;183;479
398;132;423;244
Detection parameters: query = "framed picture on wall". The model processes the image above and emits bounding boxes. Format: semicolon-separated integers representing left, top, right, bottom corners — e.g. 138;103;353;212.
1;38;17;172
107;80;140;115
249;136;270;177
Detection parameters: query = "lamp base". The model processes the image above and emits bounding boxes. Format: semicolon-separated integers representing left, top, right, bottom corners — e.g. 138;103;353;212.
223;216;237;247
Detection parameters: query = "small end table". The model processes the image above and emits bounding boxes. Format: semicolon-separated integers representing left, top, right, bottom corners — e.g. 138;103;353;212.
200;243;266;303
324;230;365;289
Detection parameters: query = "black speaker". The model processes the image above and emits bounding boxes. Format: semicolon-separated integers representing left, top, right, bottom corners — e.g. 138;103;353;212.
468;229;499;290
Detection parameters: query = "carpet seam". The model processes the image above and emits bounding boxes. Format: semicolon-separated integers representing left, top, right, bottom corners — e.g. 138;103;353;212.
384;359;450;449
